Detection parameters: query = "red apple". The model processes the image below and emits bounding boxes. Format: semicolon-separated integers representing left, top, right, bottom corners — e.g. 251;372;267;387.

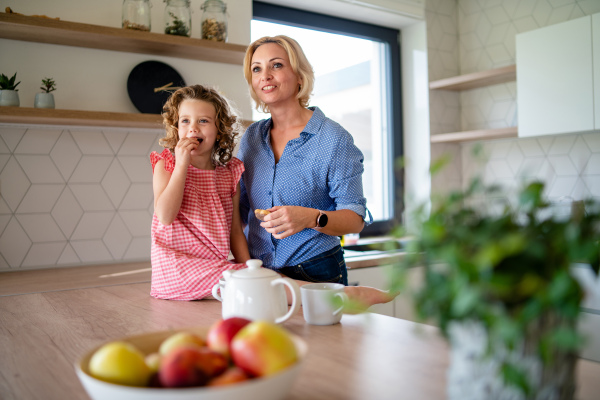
230;321;298;377
158;346;228;388
207;317;252;358
207;366;250;386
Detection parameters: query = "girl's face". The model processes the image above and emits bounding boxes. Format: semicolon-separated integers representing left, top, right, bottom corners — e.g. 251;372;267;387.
177;99;218;157
250;42;302;109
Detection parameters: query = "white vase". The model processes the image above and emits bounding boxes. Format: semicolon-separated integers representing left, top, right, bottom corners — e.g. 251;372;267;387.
34;92;55;109
447;320;576;400
0;90;20;106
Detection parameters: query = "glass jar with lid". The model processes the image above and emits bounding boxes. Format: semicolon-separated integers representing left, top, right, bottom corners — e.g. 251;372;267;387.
164;0;192;37
122;0;152;32
200;0;227;42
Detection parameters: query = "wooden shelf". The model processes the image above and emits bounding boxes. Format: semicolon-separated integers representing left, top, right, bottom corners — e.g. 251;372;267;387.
430;126;518;143
0;12;247;65
0;107;254;130
0;107;164;129
429;65;516;91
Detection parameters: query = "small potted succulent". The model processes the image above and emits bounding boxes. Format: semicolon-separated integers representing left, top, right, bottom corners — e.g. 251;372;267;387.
0;72;21;107
391;159;600;399
34;77;56;109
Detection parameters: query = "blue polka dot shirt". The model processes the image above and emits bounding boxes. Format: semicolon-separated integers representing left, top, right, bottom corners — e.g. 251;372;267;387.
238;107;372;269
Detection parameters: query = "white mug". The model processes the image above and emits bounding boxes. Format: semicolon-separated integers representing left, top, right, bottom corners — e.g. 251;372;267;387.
301;283;348;325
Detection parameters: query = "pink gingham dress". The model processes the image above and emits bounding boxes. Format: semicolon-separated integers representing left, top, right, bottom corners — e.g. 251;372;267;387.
150;149;246;300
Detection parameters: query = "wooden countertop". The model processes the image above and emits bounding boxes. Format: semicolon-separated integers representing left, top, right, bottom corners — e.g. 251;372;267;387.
1;264;599;399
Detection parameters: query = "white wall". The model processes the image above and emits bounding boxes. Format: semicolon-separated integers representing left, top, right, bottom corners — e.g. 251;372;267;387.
426;0;600;203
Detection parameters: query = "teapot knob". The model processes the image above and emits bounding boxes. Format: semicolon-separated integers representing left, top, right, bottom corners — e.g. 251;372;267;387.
245;259;263;270
222;270;233;281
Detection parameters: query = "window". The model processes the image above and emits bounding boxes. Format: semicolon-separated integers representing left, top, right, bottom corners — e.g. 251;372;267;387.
252;2;403;235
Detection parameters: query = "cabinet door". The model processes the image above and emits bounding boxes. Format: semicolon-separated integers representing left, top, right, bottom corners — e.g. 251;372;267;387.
594;13;600;129
517;16;594;137
347;266;395;317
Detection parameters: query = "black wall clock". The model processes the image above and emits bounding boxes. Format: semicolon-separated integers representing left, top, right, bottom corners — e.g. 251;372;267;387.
127;61;186;114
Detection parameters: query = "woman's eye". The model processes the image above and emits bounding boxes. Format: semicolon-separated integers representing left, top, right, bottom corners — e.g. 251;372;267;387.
252;66;261;73
273;62;283;69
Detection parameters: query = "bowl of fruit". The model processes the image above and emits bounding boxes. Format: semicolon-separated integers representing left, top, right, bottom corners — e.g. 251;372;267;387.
75;318;307;400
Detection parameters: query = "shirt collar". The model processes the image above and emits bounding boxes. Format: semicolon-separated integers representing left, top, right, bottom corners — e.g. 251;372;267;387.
261;106;325;144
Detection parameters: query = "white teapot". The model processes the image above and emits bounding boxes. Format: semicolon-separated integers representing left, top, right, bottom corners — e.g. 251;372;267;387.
211;259;300;324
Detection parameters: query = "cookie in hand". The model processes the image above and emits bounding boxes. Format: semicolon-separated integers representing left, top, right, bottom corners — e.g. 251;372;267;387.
254;209;270;221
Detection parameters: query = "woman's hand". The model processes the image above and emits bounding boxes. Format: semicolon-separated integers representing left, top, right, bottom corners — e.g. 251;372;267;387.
260;206;316;239
174;137;198;168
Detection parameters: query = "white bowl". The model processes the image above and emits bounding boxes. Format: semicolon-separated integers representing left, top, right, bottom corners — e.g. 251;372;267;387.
75;327;307;400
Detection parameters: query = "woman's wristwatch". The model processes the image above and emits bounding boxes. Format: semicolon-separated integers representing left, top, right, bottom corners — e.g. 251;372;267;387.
315;210;328;228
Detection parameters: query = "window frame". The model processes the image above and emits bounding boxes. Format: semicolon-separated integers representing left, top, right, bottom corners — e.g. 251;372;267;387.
252;1;404;236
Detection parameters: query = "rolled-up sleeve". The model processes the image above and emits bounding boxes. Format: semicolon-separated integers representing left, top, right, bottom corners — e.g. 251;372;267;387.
328;133;373;225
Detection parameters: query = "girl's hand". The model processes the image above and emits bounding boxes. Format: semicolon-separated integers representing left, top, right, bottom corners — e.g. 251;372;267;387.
174;137;198;167
260;206;317;239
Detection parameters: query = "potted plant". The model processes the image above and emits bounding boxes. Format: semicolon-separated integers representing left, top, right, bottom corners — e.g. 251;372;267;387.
34;77;57;109
0;72;21;107
391;162;600;399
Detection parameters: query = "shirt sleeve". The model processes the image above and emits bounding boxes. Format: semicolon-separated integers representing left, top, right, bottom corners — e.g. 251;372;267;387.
226;157;245;197
328;132;373;225
149;148;175;173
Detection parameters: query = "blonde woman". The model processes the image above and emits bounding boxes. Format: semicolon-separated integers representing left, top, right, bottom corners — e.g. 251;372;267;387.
238;36;394;306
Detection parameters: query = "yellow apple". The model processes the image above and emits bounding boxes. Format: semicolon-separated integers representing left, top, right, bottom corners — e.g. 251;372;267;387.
230;321;298;377
88;341;151;387
159;332;205;356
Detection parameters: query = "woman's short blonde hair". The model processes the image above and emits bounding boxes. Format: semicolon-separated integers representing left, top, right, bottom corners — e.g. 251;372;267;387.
243;35;314;113
159;85;242;166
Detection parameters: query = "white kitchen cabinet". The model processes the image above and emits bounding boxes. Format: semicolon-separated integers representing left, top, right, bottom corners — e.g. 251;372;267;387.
516;15;595;137
347;265;395;317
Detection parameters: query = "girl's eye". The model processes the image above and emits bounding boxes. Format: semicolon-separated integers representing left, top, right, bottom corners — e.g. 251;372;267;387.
180;118;189;124
200;119;209;123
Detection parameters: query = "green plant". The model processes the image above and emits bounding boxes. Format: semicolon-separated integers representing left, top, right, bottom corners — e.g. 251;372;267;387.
165;13;189;36
391;160;600;394
0;72;21;91
40;77;56;93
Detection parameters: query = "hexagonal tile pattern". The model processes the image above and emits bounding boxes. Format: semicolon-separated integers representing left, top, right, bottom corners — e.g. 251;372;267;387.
0;217;31;267
50;131;82;181
0;156;31;212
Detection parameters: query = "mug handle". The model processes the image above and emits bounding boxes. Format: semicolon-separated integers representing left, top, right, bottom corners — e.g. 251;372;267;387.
272;278;301;324
211;282;224;302
333;292;349;316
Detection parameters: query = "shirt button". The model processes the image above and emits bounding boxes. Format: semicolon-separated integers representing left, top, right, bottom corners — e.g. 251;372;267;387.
268;191;272;195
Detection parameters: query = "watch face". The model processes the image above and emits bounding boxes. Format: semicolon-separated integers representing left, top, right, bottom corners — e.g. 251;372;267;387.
127;61;186;114
318;213;328;228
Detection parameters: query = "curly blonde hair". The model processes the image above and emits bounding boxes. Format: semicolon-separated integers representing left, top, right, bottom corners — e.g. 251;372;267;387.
159;85;242;166
243;35;314;113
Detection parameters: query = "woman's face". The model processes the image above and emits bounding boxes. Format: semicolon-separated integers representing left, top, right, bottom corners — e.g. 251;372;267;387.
250;42;302;109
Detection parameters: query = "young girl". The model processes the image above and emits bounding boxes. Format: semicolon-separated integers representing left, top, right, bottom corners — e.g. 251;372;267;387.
150;85;250;300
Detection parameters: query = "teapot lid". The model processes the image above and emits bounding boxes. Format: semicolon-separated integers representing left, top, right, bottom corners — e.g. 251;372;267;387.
232;259;278;279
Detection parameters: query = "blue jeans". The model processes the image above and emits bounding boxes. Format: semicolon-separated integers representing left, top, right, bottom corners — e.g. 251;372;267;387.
276;245;348;286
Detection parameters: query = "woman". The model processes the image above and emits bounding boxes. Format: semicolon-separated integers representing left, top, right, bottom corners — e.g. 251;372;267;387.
237;35;392;306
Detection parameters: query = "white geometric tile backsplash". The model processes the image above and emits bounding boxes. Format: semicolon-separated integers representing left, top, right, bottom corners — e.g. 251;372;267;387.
0;124;163;270
427;0;600;201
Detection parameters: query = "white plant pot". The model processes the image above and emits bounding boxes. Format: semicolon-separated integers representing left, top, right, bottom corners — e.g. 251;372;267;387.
0;90;20;107
34;92;55;109
447;320;576;400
